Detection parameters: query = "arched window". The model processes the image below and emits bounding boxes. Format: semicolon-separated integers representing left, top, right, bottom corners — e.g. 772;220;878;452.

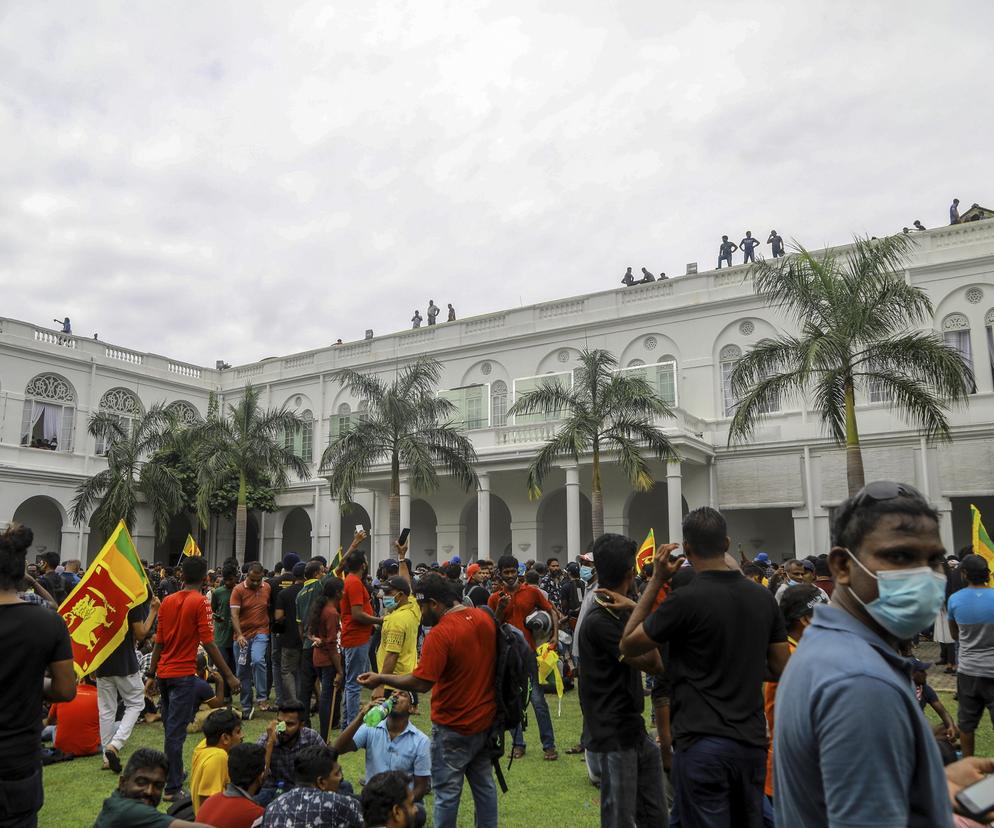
627;359;646;367
165;400;200;426
284;409;313;461
491;380;508;427
330;403;352;443
943;313;976;394
95;388;145;454
21;373;76;452
719;345;742;416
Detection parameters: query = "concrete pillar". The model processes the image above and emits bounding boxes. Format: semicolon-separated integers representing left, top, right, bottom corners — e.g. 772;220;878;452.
399;478;411;534
372;490;392;567
328;496;342;558
666;460;683;543
565;464;581;562
478;472;491;559
937;497;955;557
511;521;538;563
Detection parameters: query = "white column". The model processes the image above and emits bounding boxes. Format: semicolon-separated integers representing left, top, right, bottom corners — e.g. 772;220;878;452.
399;478;411;534
329;496;342;556
477;472;491;560
666;460;683;542
565;464;581;562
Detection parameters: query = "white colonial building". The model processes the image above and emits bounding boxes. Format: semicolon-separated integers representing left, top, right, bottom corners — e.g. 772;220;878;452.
2;220;993;569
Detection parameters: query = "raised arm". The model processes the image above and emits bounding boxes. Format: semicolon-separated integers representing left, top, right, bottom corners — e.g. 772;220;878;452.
619;544;682;658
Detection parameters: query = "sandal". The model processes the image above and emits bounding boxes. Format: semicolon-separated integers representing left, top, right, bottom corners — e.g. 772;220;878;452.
544;749;559;761
511;746;525;760
565;744;585;755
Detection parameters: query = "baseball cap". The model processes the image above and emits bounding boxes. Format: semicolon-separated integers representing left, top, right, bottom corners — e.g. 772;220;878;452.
565;562;580;576
382;559;400;573
801;560;815;573
755;552;770;564
910;658;932;672
450;555;462;565
961;554;990;579
385;575;412;595
578;552;594;564
465;563;481;580
292;562;307;579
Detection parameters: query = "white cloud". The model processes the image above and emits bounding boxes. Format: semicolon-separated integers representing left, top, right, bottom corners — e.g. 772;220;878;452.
0;0;991;365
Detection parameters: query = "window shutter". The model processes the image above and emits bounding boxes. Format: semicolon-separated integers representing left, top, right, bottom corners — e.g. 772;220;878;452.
60;406;74;452
20;400;34;445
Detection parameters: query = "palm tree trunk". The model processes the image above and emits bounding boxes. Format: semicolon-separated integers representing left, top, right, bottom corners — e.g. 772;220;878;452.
844;379;865;496
235;471;248;564
591;447;604;539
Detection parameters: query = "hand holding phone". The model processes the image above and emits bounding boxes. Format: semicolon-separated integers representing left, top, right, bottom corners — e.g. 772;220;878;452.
398;527;410;546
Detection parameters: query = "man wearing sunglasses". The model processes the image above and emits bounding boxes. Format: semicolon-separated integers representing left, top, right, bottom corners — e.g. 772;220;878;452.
774;480;994;827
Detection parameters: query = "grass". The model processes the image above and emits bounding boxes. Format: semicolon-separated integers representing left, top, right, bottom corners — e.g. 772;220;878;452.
40;686;603;828
42;687;994;827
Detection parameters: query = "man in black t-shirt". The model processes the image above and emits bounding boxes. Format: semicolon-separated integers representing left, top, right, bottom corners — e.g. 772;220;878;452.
264;556;299;711
619;507;790;828
274;562;306;705
578;534;667;827
156;567;180;601
94;592;159;772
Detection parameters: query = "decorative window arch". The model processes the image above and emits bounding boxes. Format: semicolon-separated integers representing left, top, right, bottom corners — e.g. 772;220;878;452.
95;388;145;454
329;403;352;443
719;345;742;416
165;400;200;426
21;373;76;452
941;313;976;394
627;359;646;367
491;380;508;427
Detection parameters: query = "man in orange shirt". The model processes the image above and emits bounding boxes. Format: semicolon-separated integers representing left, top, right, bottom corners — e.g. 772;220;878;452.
340;549;383;726
488;554;558;760
46;680;101;757
149;556;240;801
230;563;272;720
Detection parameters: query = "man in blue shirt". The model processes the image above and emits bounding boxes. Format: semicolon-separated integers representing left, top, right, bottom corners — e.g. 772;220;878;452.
775;480;994;827
947;554;994;758
334;691;430;826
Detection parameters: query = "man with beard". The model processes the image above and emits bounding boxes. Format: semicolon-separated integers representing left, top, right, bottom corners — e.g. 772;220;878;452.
254;700;324;806
93;748;211;827
358;574;497;828
540;557;567;615
362;771;421;828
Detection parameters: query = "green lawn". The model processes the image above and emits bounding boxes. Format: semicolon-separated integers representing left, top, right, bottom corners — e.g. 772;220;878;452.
42;687;994;827
41;687;603;828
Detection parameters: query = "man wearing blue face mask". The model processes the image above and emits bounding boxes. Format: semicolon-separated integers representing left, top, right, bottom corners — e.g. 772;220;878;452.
774;480;994;827
373;543;421;705
775;559;829;605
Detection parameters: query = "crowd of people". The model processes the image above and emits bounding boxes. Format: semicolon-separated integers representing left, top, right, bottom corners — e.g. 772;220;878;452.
3;479;994;827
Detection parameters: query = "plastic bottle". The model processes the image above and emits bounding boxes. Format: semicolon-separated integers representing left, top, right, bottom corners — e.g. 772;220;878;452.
363;697;394;726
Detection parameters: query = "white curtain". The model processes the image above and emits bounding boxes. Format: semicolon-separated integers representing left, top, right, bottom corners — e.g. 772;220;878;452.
945;330;976;393
39;403;61;442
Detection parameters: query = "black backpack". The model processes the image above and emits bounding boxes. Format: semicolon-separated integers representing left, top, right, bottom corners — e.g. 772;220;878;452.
488;615;533;792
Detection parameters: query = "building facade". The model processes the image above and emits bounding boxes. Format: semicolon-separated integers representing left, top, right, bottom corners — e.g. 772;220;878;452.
2;220;993;568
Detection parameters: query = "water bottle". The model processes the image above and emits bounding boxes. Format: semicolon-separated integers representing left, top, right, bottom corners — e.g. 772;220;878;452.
238;643;248;667
363;697;394;726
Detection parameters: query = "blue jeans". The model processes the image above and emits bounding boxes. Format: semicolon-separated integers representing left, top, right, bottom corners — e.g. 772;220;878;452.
342;642;370;725
512;652;556;751
159;675;198;794
235;633;270;711
588;732;667;827
669;736;766;828
430;724;497;828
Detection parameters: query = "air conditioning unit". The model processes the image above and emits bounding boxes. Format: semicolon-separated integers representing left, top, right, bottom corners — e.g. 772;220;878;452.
686;262;698;275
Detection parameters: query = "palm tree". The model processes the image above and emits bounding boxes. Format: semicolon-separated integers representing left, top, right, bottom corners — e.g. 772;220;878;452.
195;384;310;563
321;357;478;542
508;348;678;539
70;403;185;543
728;234;975;495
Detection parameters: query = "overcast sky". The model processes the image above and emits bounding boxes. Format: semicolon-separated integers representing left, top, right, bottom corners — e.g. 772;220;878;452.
1;2;991;366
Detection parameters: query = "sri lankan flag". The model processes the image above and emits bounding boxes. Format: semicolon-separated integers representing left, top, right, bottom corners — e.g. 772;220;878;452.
181;534;203;558
330;546;344;578
972;504;994;582
635;529;655;575
60;521;150;678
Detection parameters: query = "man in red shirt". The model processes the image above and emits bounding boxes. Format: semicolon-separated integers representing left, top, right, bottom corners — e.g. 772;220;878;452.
149;556;240;800
340;549;382;726
46;681;101;756
230;562;272;720
488;554;558;760
359;574;497;828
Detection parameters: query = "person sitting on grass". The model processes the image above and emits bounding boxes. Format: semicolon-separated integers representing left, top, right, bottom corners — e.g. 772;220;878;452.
333;691;430;826
190;708;243;814
196;743;266;828
362;771;420;828
254;700;324;806
260;745;363;827
44;678;101;758
912;659;958;743
93;747;212;827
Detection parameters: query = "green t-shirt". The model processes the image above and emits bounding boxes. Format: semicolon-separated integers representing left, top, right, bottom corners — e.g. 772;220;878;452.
296;579;322;649
93;791;175;828
211;584;232;650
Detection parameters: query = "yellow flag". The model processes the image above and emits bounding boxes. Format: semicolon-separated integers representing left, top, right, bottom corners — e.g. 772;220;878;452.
971;504;994;582
182;534;203;558
635;529;655;575
536;642;564;716
60;521;150;678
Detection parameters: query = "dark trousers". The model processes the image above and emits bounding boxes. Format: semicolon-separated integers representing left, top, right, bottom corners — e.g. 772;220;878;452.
159;675;197;794
0;764;42;828
669;736;766;828
217;642;238;701
297;649;318;729
317;664;341;742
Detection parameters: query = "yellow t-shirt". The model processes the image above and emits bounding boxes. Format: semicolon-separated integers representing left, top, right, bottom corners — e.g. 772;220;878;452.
377;599;422;679
190;738;229;814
